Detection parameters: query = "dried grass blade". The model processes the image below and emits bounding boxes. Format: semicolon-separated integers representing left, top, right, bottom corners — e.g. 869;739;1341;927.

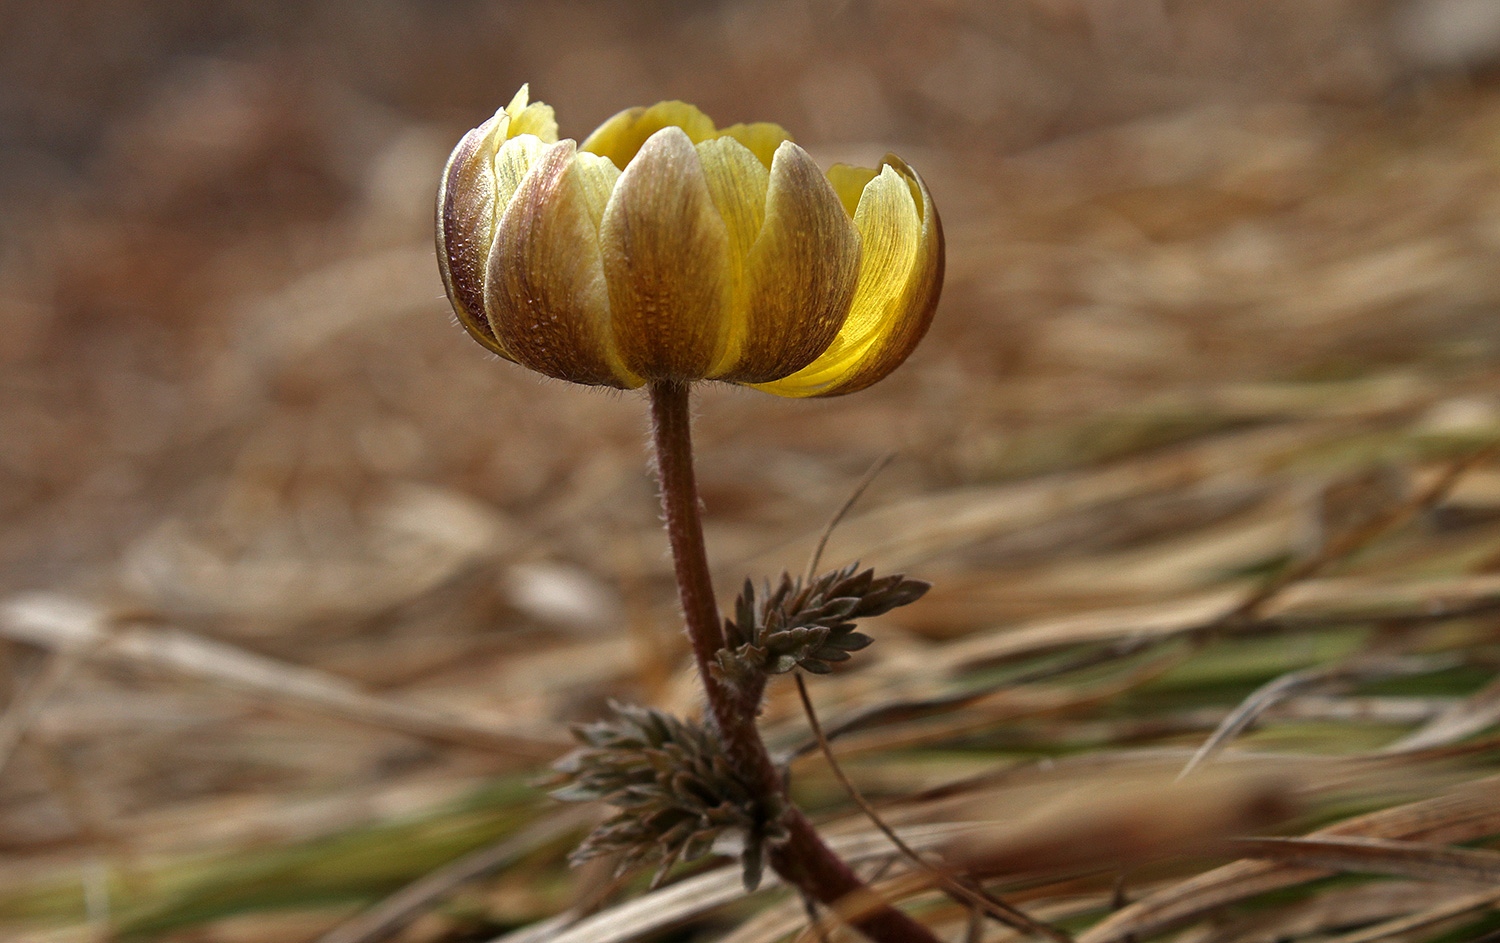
805;425;1328;571
0;593;565;759
1322;887;1500;943
1233;835;1500;886
1179;665;1339;780
1180;656;1452;778
1077;776;1500;943
942;769;1298;882
793;675;1072;942
489;824;976;943
317;808;591;943
939;573;1500;676
1195;882;1465;943
794;644;1184;761
1211;441;1499;625
0;648;91;778
1387;671;1500;753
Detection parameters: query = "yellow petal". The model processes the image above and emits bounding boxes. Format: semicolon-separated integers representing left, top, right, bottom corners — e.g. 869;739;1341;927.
715;141;860;383
502;85;559;143
436;111;513;358
752;157;943;397
825;163;878;218
491;133;549;206
599;126;733;381
694;136;768;377
569;149;623;231
716;122;794;168
486;140;638;388
695;136;769;259
581;101;718;169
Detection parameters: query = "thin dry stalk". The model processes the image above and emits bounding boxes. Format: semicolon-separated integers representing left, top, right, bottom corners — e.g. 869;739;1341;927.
1233;834;1500;886
0;648;89;778
1213;441;1500;626
798;892;834;943
794;674;1073;943
1178;655;1454;778
1322;888;1500;943
805;453;895;583
1079;775;1500;943
1388;669;1500;753
0;594;565;759
939;572;1500;680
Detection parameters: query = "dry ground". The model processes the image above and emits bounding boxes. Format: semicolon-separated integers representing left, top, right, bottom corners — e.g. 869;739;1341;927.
6;1;1500;941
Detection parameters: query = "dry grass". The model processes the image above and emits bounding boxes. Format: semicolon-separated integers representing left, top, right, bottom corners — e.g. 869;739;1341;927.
6;1;1500;941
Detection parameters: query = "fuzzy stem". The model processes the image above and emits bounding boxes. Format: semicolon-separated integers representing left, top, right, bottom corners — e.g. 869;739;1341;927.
647;379;940;943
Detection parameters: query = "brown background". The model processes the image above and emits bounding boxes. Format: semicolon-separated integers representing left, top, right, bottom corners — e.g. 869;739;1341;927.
5;1;1500;940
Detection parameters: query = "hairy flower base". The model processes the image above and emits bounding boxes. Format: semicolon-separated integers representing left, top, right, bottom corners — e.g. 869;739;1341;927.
437;87;943;396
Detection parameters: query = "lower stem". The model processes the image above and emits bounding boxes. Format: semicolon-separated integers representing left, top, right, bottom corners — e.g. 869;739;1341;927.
648;380;940;943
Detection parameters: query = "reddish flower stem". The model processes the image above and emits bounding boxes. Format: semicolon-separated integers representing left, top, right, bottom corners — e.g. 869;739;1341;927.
647;379;940;943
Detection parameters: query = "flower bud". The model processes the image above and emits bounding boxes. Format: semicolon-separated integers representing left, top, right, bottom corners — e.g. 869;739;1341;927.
436;86;943;396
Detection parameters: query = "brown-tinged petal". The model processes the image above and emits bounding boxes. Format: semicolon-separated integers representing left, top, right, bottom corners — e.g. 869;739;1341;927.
437;112;512;357
598;126;733;381
713;140;860;383
439;88;942;397
487;140;638;388
581;101;718;169
752;156;943;397
716;122;793;168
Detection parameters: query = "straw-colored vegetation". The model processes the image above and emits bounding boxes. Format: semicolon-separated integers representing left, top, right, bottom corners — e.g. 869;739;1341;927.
6;1;1500;941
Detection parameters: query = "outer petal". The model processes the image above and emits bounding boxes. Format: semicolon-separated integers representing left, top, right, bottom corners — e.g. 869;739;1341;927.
486;140;637;388
752;156;943;397
599;127;734;381
581;101;718;169
716;122;794;168
436;112;512;357
714;141;860;383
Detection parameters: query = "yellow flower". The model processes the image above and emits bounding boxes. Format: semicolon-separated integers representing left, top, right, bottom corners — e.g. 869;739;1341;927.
436;86;943;397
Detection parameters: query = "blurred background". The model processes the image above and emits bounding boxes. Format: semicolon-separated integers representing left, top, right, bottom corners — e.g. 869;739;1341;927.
7;1;1500;940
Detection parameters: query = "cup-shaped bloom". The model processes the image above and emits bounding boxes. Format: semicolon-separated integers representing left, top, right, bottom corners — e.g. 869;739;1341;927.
437;87;942;396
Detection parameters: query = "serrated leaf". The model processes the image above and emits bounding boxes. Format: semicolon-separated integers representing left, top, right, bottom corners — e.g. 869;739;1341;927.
719;563;929;679
770;654;802;673
826;631;873;652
